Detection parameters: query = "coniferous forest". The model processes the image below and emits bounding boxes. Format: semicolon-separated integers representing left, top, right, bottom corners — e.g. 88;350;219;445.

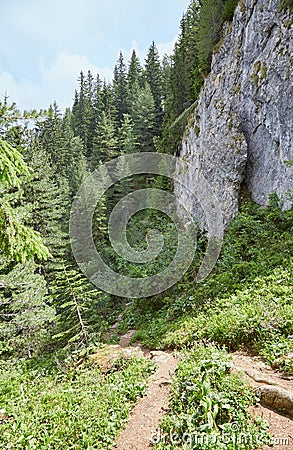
0;0;292;448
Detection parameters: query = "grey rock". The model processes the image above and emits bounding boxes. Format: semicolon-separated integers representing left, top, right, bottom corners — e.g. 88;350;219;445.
256;384;293;417
175;0;293;227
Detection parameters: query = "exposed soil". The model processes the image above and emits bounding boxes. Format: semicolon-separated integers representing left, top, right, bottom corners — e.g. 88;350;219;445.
106;311;293;449
232;352;293;450
114;350;178;450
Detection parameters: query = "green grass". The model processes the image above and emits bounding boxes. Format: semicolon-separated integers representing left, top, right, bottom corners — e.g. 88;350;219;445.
118;199;293;371
163;266;293;351
0;354;154;449
154;345;270;449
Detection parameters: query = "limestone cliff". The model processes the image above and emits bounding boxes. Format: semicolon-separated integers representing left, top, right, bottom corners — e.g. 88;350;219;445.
175;0;293;227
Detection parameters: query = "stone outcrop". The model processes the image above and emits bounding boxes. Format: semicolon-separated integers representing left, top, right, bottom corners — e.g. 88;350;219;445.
175;0;293;227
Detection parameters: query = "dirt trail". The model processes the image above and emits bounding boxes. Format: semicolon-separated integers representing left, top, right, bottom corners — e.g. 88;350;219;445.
232;352;293;450
106;312;293;449
104;308;179;450
114;350;178;450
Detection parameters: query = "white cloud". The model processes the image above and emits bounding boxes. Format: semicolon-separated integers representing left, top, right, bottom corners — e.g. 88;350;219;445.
0;52;113;112
40;51;113;108
157;36;177;58
41;52;113;85
0;72;45;111
0;35;177;112
123;35;177;66
95;31;107;41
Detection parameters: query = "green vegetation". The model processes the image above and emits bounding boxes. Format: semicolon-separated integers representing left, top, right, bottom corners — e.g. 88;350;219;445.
0;355;154;449
161;0;241;155
281;0;293;12
164;267;293;353
120;198;293;373
0;140;51;262
222;0;239;22
154;346;270;449
0;1;292;448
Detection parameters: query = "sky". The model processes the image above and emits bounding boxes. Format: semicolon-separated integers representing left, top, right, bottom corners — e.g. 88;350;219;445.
0;0;190;112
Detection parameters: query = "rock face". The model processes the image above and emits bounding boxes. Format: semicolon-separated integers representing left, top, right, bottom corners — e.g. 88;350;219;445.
175;0;293;227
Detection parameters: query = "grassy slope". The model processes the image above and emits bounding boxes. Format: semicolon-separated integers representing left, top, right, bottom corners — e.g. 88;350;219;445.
119;197;292;449
121;198;293;372
0;355;154;449
1;199;292;449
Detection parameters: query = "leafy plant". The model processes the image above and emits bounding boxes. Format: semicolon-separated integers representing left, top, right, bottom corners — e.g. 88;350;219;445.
0;354;154;449
154;346;270;449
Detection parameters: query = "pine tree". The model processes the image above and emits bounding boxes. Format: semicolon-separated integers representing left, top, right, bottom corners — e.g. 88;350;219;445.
0;140;51;262
144;42;163;131
50;264;106;347
197;0;225;74
0;138;54;358
113;52;128;125
118;114;137;154
0;260;55;358
159;0;201;155
35;103;64;175
71;71;95;157
131;82;156;152
92;111;119;165
127;50;142;110
168;1;201;117
60;109;87;196
101;81;118;123
128;50;142;88
21;145;69;266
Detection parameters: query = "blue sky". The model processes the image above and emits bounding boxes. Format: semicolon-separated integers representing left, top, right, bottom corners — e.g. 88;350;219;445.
0;0;190;111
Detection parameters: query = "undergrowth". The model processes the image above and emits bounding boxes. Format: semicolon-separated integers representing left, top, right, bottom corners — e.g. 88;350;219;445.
0;354;154;449
153;345;270;449
119;198;293;372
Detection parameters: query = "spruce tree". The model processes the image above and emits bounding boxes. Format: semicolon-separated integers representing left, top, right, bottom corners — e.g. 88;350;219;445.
60;109;87;196
118;114;137;154
0;261;55;358
92;111;119;165
71;71;95;158
128;50;142;88
131;82;156;152
127;50;143;111
50;264;106;347
197;0;225;74
113;52;128;125
144;42;163;131
0;140;51;262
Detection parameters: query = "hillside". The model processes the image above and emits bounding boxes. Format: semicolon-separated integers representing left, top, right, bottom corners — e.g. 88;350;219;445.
0;0;292;449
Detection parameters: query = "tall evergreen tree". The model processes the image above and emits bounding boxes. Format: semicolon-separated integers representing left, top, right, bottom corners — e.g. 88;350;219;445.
0;261;55;358
127;50;142;111
101;81;117;121
50;264;106;347
71;71;95;157
0;140;51;262
92;111;119;165
159;0;201;155
21;145;69;268
60;109;87;196
197;0;225;74
118;114;137;154
113;52;128;125
144;42;163;131
128;50;142;88
131;82;156;152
